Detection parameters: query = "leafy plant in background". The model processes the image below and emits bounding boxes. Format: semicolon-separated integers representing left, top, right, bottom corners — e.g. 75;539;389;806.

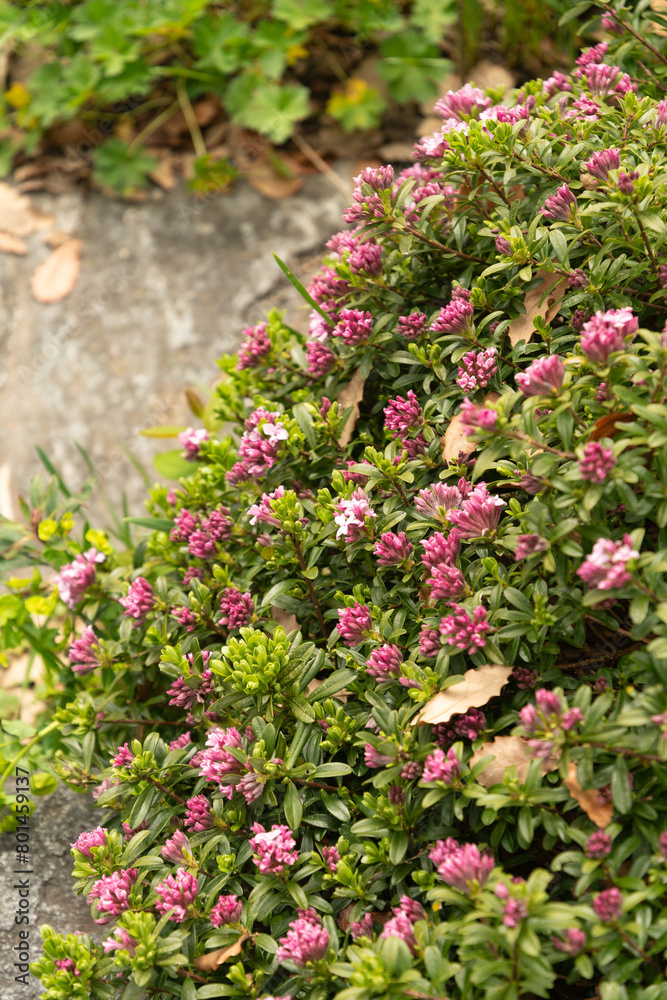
7;2;667;998
0;0;583;194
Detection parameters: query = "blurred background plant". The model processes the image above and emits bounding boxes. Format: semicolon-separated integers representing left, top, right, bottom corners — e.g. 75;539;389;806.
0;0;589;195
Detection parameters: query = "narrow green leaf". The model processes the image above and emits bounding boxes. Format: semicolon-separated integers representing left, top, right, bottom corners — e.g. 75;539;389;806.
284;781;303;830
272;253;330;321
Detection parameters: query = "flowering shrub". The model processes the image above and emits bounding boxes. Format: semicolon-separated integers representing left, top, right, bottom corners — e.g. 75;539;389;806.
8;4;667;997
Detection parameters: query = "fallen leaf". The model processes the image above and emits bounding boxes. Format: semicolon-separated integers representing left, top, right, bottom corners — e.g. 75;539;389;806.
30;239;82;304
246;154;303;199
0;232;27;255
272;607;299;632
147;150;179;191
0;182;53;236
194;933;251;971
507;270;568;347
44;229;74;249
415;665;513;726
470;735;559;788
441;392;499;463
563;762;613;828
337;367;365;448
590;412;634;441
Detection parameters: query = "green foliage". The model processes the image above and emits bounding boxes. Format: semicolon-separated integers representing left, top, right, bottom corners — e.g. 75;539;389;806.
0;0;585;190
10;4;667;999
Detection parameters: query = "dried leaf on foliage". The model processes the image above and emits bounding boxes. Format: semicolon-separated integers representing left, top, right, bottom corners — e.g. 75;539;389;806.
507;270;568;347
44;229;74;249
147;150;179;191
271;607;299;632
442;392;499;462
194;933;251;971
590;412;634;441
0;232;28;255
337;367;365;447
0;181;53;236
415;665;513;726
564;762;613;828
30;239;82;304
470;735;559;788
246;154;303;199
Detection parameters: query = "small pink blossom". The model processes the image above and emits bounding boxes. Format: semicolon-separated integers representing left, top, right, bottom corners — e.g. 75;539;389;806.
119;577;155;621
398;312;428;339
112;743;134;768
169;732;192;752
439;605;490;651
103;928;137;957
415;481;466;520
338;603;373;646
322;846;340;872
167;668;213;709
418;627;442;658
457;347;497;392
582;148;620;180
306;341;336;377
430;298;473;334
179;428;209;460
349;242;383;276
219;587;254;629
374;531;413;566
364;743;393;768
593;887;622;922
384;391;424;436
170;509;199;542
162;830;192;865
198;727;244;790
71;827;107;860
69;626;102;675
516;355;565;396
554;928;587;954
577;534;639;590
579;441;616;482
366;643;402;681
580;308;638;363
427;564;466;601
334;488;376;540
350;913;373;939
430;840;494;892
155;868;199;922
422;747;460;784
586;831;612;859
447;484;506;539
515;534;548;560
237;322;271;370
421;531;460;571
435;84;492;121
380;912;417;952
87;868;138;924
433;708;486;745
185;794;213;831
54;549;105;609
333;308;374;345
276;912;329;966
459;399;498;431
247;486;286;528
249;823;298;875
541;184;577;221
210;894;243;926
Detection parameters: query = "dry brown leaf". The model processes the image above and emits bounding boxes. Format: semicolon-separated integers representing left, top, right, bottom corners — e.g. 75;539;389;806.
564;762;613;828
246;155;303;199
0;232;28;255
0;182;53;236
507;271;568;347
337;367;365;447
271;607;299;632
441;413;475;464
194;933;251;971
470;735;559;788
415;665;513;726
44;229;74;249
30;239;82;304
590;412;634;441
337;904;390;931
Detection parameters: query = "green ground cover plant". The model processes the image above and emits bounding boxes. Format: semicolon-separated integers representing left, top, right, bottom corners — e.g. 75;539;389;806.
0;0;582;193
5;1;667;998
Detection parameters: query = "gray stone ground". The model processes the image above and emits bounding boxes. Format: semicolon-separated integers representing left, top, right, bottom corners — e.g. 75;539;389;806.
0;783;100;1000
0;168;352;997
0;167;351;525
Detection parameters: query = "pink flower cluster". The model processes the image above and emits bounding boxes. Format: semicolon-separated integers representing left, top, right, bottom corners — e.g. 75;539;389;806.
334;488;376;541
460;399;499;431
435;84;492;120
366;643;402;681
219;587;254;628
69;625;102;674
227;409;289;484
379;896;427;953
167;667;214;710
102;927;137;958
383;390;424;436
54;548;105;609
184;794;213;831
333;308;373;345
276;908;329;966
515;355;564;396
236;321;271;370
249;823;299;874
87;868;138;924
198;727;244;794
178;428;209;460
373;530;413;566
579;441;616;482
583;147;620;180
519;688;584;758
71;826;107;860
457;347;497;392
515;534;548;560
415;480;468;521
398;311;428;339
429;838;494;893
338;603;373;646
439;605;490;652
593;887;622;922
430;298;473;333
306;341;336;377
210;894;243;926
422;747;460;784
580;307;638;363
119;577;155;622
248;485;285;528
577;534;639;590
162;830;191;865
447;483;506;539
433;708;486;745
155;868;199;922
541;184;577;221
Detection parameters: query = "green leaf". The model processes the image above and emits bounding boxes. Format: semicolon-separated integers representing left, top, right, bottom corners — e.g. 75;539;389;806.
140;426;187;438
93;139;157;195
272;0;335;31
307;668;357;702
284;781;303;830
313;763;352;778
611;756;632;814
153;450;198;481
285;879;309;909
181;977;197;1000
2;719;36;739
320;791;350;822
288;694;316;723
272;254;331;322
389;830;408;864
30;772;58;796
558;1;592;25
378;30;451;104
410;0;458;44
550;230;569;266
235;82;309;144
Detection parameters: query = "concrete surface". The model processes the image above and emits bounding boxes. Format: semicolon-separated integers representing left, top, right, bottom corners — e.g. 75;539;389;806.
0;783;100;1000
0;169;351;526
